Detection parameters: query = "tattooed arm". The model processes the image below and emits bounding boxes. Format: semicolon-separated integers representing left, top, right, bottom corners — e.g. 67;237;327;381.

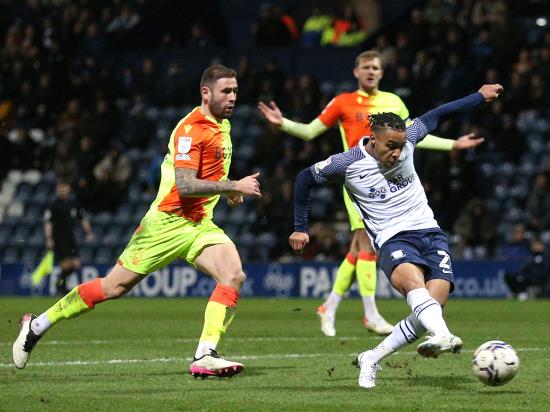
176;168;262;198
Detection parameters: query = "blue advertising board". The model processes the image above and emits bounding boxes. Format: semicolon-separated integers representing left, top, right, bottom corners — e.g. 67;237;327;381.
0;260;520;298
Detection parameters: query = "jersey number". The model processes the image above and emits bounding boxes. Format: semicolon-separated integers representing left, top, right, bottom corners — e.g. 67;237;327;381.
437;250;451;272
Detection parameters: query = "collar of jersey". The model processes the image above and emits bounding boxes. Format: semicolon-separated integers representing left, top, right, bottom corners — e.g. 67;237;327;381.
357;89;379;98
194;107;223;126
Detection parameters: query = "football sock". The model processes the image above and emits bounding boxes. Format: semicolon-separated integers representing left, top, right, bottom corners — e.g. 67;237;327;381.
331;253;356;296
31;313;52;336
406;288;450;336
43;278;106;332
365;313;427;362
356;251;379;321
195;284;240;359
323;291;343;314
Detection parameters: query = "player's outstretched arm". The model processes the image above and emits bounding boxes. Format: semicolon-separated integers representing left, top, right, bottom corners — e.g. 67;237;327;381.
176;168;261;198
417;133;485;151
418;84;503;133
258;100;328;141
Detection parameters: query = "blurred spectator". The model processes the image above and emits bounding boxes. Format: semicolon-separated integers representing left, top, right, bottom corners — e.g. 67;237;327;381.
91;142;131;212
187;21;215;48
453;198;497;259
254;4;292;46
495;223;532;261
320;3;367;47
301;6;332;46
504;239;550;300
53;142;78;184
106;4;140;33
526;173;550;232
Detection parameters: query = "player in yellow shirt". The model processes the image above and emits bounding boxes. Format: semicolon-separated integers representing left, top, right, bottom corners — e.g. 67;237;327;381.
259;50;483;336
13;64;261;378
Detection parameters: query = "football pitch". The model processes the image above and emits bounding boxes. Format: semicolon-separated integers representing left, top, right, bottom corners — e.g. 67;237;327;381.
1;297;549;411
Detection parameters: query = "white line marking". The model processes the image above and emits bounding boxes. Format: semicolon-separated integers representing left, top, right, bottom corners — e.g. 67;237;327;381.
0;336;368;347
1;347;547;369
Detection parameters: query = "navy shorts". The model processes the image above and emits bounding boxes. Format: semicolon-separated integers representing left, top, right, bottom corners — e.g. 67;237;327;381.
379;228;455;292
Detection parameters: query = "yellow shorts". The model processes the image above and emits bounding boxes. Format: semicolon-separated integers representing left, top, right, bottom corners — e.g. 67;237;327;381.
343;187;365;231
118;211;233;274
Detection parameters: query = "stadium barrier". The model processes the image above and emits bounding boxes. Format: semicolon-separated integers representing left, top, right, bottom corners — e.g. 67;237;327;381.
0;261;520;298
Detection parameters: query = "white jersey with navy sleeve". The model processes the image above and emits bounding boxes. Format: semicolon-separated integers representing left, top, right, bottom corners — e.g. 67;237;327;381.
311;118;438;251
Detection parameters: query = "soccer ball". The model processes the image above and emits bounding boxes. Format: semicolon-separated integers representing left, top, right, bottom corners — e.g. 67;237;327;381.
472;340;519;386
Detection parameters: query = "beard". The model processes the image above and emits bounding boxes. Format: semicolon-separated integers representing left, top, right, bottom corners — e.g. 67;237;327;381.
208;99;233;119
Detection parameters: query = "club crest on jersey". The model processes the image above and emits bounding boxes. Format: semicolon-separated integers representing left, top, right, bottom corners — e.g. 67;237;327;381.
314;157;332;173
390;250;405;260
367;186;387;200
177;136;192;154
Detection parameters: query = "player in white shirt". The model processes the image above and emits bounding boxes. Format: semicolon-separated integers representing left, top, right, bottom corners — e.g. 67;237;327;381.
290;84;503;388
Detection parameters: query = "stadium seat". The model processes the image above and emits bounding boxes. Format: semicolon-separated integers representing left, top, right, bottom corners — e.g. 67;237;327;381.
2;246;20;263
80;246;94;263
21;246;40;263
95;246;114;264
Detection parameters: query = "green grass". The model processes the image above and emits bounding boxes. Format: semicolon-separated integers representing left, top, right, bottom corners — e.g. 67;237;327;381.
1;297;549;411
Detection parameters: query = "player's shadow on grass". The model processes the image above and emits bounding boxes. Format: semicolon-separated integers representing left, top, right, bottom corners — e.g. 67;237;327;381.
392;375;470;390
238;365;299;376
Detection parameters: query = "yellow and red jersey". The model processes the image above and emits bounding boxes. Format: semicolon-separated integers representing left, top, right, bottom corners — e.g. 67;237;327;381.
318;90;409;150
149;107;232;223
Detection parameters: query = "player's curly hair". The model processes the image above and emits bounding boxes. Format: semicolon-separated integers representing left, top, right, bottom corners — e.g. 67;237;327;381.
368;112;406;132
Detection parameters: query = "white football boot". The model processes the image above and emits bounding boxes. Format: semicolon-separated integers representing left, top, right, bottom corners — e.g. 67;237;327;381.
363;316;394;335
316;305;336;337
416;334;463;358
13;314;42;369
188;349;244;378
355;351;381;389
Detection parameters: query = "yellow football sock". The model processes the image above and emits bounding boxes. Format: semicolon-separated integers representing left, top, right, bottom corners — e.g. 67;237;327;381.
46;287;92;324
199;301;237;346
356;251;377;297
46;278;106;324
331;253;357;296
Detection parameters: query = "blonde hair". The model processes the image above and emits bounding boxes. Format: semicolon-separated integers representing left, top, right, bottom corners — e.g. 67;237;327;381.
355;50;383;69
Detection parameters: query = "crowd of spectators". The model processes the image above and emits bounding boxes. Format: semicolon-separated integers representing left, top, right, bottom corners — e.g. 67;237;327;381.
0;0;549;282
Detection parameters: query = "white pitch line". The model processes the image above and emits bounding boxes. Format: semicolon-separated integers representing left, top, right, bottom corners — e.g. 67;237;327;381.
0;347;547;369
0;336;368;347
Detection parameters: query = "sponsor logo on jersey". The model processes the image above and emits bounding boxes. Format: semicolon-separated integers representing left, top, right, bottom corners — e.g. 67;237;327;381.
386;173;415;193
175;154;190;161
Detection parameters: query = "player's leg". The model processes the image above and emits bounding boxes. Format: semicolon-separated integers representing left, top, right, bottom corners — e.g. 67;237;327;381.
189;242;245;377
13;264;142;369
355;232;461;387
316;189;359;336
354;230;393;335
55;257;76;295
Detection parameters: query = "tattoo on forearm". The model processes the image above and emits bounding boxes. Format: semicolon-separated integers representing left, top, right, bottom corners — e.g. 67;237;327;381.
176;168;235;197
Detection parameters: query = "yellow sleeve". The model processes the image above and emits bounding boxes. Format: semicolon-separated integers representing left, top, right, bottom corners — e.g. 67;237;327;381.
280;118;328;141
417;134;455;151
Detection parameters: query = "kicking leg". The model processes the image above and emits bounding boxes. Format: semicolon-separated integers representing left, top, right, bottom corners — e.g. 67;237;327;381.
13;264;141;369
391;264;462;358
190;243;245;377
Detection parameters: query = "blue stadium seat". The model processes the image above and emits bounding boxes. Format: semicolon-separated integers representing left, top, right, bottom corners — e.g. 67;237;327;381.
80;246;94;263
14;183;34;203
95;246;114;264
2;247;20;263
21;246;40;263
